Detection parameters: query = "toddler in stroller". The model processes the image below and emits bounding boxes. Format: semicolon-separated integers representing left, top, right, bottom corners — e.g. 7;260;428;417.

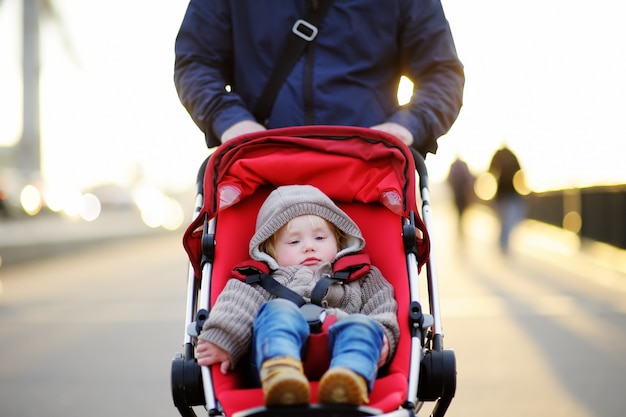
196;184;400;406
172;126;456;417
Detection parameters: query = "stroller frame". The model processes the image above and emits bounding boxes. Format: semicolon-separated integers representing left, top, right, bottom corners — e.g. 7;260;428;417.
171;126;456;417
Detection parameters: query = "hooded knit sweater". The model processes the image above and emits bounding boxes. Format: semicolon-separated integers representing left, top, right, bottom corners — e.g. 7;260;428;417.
199;185;400;368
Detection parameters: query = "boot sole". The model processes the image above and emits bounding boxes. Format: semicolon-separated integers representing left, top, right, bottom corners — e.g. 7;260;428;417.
318;367;367;405
265;374;310;406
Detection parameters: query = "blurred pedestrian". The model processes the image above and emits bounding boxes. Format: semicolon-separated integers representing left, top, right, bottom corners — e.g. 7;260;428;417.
174;0;464;157
0;187;10;219
488;145;526;253
446;155;474;234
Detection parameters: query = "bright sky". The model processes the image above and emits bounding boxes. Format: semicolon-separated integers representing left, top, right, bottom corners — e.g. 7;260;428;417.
440;0;626;191
0;0;206;193
1;0;625;193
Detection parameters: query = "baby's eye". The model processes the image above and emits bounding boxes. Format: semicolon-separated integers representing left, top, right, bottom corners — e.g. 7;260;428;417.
315;235;327;241
287;239;300;245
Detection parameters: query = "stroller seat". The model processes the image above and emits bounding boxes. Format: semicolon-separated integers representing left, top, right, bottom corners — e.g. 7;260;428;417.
172;126;456;417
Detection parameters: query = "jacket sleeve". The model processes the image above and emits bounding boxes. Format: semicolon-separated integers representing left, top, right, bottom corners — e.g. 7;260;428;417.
199;278;266;367
174;0;256;148
388;0;465;156
358;266;401;364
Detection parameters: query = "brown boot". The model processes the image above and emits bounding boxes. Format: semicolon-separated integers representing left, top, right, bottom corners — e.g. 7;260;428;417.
260;356;310;406
318;367;368;405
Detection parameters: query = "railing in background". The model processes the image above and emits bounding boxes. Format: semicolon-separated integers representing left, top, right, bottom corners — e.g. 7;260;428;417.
526;185;626;250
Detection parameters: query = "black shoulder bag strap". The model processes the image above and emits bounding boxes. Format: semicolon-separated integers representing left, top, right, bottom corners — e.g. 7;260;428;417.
253;0;334;124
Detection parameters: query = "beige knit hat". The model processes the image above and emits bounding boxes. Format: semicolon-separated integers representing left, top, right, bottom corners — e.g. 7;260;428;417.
249;185;365;268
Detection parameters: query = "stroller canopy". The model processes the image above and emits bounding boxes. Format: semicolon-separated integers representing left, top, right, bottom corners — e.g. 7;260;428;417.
183;125;429;278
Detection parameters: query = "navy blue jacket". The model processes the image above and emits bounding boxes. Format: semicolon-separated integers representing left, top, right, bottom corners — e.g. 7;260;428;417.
174;0;464;155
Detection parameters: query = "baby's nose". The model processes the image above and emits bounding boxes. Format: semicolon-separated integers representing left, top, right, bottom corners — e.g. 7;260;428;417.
303;240;316;251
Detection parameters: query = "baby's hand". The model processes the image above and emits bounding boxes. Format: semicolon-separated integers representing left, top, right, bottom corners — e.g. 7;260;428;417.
196;339;231;374
377;335;390;368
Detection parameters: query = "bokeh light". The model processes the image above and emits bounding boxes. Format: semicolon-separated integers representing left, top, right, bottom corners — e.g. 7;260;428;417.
563;211;582;234
20;185;43;215
474;173;497;201
132;182;185;229
513;171;531;196
80;193;101;222
397;76;413;106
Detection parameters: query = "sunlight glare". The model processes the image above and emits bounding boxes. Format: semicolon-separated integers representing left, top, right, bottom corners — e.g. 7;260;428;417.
513;171;531;196
45;185;77;212
80;193;101;222
397;76;414;106
562;211;582;234
474;172;497;201
20;185;43;215
59;190;86;217
131;182;184;229
162;197;185;231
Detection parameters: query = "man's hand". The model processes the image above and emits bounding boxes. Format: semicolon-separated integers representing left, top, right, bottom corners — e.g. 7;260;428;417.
370;122;413;147
221;120;267;143
196;339;232;374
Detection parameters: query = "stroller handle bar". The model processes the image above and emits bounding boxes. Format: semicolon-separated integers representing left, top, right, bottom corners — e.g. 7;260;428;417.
410;148;429;192
196;157;210;196
194;138;429;197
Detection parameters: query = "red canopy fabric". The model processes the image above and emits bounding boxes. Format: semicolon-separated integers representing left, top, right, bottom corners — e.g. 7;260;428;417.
183;125;429;277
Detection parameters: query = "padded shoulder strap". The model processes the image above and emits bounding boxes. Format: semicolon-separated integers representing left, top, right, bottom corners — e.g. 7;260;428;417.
233;260;307;306
232;252;371;307
332;251;371;282
310;252;371;305
232;259;271;280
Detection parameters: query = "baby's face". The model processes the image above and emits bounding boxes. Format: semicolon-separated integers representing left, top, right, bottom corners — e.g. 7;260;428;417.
273;215;339;270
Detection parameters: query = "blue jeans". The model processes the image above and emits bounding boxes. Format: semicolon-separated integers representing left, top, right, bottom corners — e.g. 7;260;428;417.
252;299;384;390
496;194;526;253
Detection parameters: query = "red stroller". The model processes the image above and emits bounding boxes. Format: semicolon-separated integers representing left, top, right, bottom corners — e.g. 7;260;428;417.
171;126;456;417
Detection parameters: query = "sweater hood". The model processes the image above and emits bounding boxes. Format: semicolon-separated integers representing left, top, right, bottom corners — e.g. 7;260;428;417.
250;185;365;269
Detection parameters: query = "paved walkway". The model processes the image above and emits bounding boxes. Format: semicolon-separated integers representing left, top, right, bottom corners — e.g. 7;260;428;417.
462;204;626;291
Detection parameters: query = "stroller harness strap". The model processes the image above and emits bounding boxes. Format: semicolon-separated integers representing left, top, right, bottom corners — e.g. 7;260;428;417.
244;272;327;333
245;272;306;307
234;253;372;332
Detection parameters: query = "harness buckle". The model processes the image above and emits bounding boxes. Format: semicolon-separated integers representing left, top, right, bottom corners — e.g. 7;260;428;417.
300;303;326;333
292;19;318;41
